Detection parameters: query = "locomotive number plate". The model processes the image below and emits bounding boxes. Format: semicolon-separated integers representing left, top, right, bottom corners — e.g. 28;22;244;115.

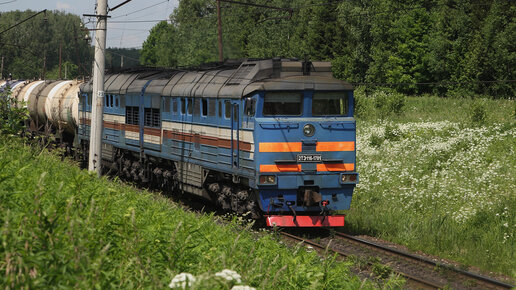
297;154;322;162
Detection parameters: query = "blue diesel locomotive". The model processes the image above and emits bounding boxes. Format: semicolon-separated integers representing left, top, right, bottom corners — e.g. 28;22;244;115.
77;58;357;227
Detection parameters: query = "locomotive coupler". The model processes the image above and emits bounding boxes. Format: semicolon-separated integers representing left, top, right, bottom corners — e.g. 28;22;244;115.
320;200;329;222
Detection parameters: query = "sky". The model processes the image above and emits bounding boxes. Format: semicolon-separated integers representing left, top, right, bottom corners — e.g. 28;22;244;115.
0;0;179;48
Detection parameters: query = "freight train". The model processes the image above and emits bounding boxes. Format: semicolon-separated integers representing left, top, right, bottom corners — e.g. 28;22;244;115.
3;58;358;227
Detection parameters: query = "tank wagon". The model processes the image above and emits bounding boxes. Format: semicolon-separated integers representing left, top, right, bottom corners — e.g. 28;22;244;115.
8;79;82;139
5;58;358;227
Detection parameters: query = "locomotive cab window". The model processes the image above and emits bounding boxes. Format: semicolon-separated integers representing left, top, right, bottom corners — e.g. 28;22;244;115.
312;92;348;116
263;92;302;116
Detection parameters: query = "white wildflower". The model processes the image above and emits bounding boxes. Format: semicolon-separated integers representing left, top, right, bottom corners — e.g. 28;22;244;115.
231;286;256;290
215;269;242;283
169;272;196;289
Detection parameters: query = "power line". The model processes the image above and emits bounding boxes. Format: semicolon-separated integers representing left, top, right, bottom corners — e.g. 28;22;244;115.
110;19;171;23
0;0;17;5
111;0;169;19
107;50;140;62
109;0;133;12
352;80;516;87
0;9;47;35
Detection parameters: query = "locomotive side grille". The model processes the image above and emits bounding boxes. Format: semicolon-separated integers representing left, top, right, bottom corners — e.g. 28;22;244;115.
126;106;139;125
144;108;160;128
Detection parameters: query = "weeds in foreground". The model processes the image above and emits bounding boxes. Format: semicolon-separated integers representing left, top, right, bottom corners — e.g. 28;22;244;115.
0;136;385;289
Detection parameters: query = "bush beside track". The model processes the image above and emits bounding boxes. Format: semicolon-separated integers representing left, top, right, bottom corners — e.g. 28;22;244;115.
0;136;377;289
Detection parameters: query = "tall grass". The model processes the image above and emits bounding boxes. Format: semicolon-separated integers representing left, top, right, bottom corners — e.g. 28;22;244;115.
347;92;515;278
0;136;378;289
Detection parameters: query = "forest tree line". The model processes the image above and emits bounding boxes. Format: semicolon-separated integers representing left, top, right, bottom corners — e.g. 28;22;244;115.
0;10;92;80
140;0;515;98
0;10;141;80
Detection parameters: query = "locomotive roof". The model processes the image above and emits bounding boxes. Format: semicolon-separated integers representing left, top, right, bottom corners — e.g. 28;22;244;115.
80;59;353;98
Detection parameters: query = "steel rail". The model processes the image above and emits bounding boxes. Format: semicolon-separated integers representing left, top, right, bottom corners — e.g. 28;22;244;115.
334;232;514;289
280;231;442;289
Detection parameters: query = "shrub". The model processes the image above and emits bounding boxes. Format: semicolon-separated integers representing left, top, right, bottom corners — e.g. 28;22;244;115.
373;90;406;119
0;89;29;135
384;124;402;141
470;99;488;124
353;86;374;119
369;132;384;147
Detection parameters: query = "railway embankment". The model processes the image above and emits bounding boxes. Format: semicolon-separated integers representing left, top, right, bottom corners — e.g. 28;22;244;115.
0;135;384;289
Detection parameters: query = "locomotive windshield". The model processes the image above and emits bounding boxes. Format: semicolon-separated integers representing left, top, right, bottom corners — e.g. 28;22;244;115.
263;92;302;116
312;92;348;116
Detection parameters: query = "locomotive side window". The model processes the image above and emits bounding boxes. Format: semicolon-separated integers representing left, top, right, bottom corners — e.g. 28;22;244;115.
181;98;186;114
163;97;170;113
172;98;178;113
208;99;216;116
244;97;255;116
224;101;231;119
188;98;193;115
202;99;208;116
218;101;222;118
263;92;302;116
194;98;200;116
312;92;348;116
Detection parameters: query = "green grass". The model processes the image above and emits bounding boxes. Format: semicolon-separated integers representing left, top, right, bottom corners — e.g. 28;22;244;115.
0;136;386;289
345;92;516;278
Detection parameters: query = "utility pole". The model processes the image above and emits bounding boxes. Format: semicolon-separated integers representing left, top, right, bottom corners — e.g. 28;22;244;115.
88;0;108;176
216;0;223;62
59;42;62;79
1;56;3;79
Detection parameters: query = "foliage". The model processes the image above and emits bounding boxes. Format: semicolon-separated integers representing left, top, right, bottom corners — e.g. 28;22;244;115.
141;0;515;98
470;99;488;124
106;48;141;71
348;97;516;277
0;89;29;135
0;136;383;289
0;10;92;79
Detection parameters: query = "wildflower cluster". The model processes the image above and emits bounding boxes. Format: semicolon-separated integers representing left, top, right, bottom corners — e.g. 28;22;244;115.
351;120;515;273
169;270;255;289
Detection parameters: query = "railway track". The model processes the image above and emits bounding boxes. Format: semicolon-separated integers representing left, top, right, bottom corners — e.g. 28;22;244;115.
280;230;514;289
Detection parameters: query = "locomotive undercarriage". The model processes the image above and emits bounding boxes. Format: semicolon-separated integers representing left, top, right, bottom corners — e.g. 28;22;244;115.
80;141;261;219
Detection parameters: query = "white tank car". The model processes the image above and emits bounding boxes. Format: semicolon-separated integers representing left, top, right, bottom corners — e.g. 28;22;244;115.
12;80;45;108
7;79;82;134
45;80;81;134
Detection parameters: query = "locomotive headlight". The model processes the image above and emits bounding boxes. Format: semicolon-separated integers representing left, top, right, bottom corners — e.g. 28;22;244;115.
303;124;315;137
259;175;276;185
